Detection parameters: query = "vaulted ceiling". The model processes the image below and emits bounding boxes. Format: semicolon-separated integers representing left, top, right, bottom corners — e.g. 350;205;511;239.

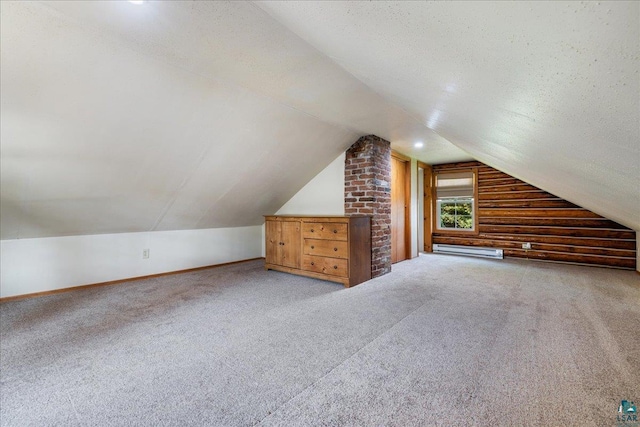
257;1;639;231
1;1;638;240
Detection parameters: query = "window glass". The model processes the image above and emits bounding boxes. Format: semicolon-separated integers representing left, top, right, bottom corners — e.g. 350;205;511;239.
435;170;475;231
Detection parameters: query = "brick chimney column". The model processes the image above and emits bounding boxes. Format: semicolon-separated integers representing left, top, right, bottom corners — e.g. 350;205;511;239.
345;135;391;278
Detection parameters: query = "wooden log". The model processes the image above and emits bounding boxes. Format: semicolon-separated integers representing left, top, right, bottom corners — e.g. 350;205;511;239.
479;217;628;229
478;184;539;193
478;191;555;200
478;225;635;239
478;199;578;209
503;250;636;269
471;233;637;250
479;209;603;218
433;161;482;170
432;235;635;258
477;171;512;180
478;177;524;187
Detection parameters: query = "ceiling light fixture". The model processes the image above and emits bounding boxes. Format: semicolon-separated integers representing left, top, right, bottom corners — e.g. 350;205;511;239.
414;142;424;148
128;0;145;4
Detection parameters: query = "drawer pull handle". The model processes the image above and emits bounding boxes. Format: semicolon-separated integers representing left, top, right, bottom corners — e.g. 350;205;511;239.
310;229;314;232
311;245;315;249
310;262;315;266
334;265;338;269
334;247;338;251
333;229;337;233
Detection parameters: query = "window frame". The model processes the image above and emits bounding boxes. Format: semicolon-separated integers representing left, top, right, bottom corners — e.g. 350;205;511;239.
432;168;479;235
436;197;475;231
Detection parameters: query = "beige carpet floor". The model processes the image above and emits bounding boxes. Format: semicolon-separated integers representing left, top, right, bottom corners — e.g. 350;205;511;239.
1;254;639;426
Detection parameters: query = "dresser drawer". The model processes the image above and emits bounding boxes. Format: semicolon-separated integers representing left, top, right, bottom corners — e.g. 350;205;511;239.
302;223;348;241
302;255;348;277
304;239;348;259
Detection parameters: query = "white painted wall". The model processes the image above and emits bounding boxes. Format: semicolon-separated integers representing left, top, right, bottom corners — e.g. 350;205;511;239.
0;226;262;298
276;153;346;216
409;158;419;259
261;153;346;257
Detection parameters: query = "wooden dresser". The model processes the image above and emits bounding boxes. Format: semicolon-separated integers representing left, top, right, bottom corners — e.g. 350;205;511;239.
264;215;372;287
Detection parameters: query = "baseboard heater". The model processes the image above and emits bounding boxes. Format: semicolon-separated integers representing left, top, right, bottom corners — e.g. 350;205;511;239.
433;244;503;259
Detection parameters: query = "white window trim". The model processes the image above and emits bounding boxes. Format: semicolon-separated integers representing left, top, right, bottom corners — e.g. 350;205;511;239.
436;197;475;231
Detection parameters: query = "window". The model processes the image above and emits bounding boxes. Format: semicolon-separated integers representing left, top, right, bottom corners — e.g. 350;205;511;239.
435;171;475;231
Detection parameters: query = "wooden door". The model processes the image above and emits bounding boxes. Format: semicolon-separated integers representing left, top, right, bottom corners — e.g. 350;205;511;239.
280;221;301;268
391;155;410;263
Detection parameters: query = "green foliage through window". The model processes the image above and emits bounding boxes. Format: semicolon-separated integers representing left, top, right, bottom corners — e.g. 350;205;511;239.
438;198;473;230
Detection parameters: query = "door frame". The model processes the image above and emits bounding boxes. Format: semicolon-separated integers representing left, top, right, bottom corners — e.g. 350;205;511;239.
391;151;411;262
418;161;433;252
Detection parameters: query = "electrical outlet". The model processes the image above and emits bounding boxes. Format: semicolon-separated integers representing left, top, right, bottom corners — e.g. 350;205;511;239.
143;249;150;259
522;242;531;250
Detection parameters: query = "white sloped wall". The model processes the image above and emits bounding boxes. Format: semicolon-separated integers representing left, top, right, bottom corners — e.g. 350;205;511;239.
0;226;262;298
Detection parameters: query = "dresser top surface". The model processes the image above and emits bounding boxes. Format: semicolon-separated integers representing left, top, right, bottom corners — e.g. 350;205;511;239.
265;215;371;219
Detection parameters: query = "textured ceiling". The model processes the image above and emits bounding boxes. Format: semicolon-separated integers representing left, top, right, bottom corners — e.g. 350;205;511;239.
1;1;638;240
257;1;640;231
0;1;469;239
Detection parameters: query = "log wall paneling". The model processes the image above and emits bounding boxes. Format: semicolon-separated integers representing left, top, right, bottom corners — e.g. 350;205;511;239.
431;162;636;269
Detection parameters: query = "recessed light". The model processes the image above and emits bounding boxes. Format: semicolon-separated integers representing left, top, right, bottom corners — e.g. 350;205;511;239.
128;0;145;4
414;142;424;148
